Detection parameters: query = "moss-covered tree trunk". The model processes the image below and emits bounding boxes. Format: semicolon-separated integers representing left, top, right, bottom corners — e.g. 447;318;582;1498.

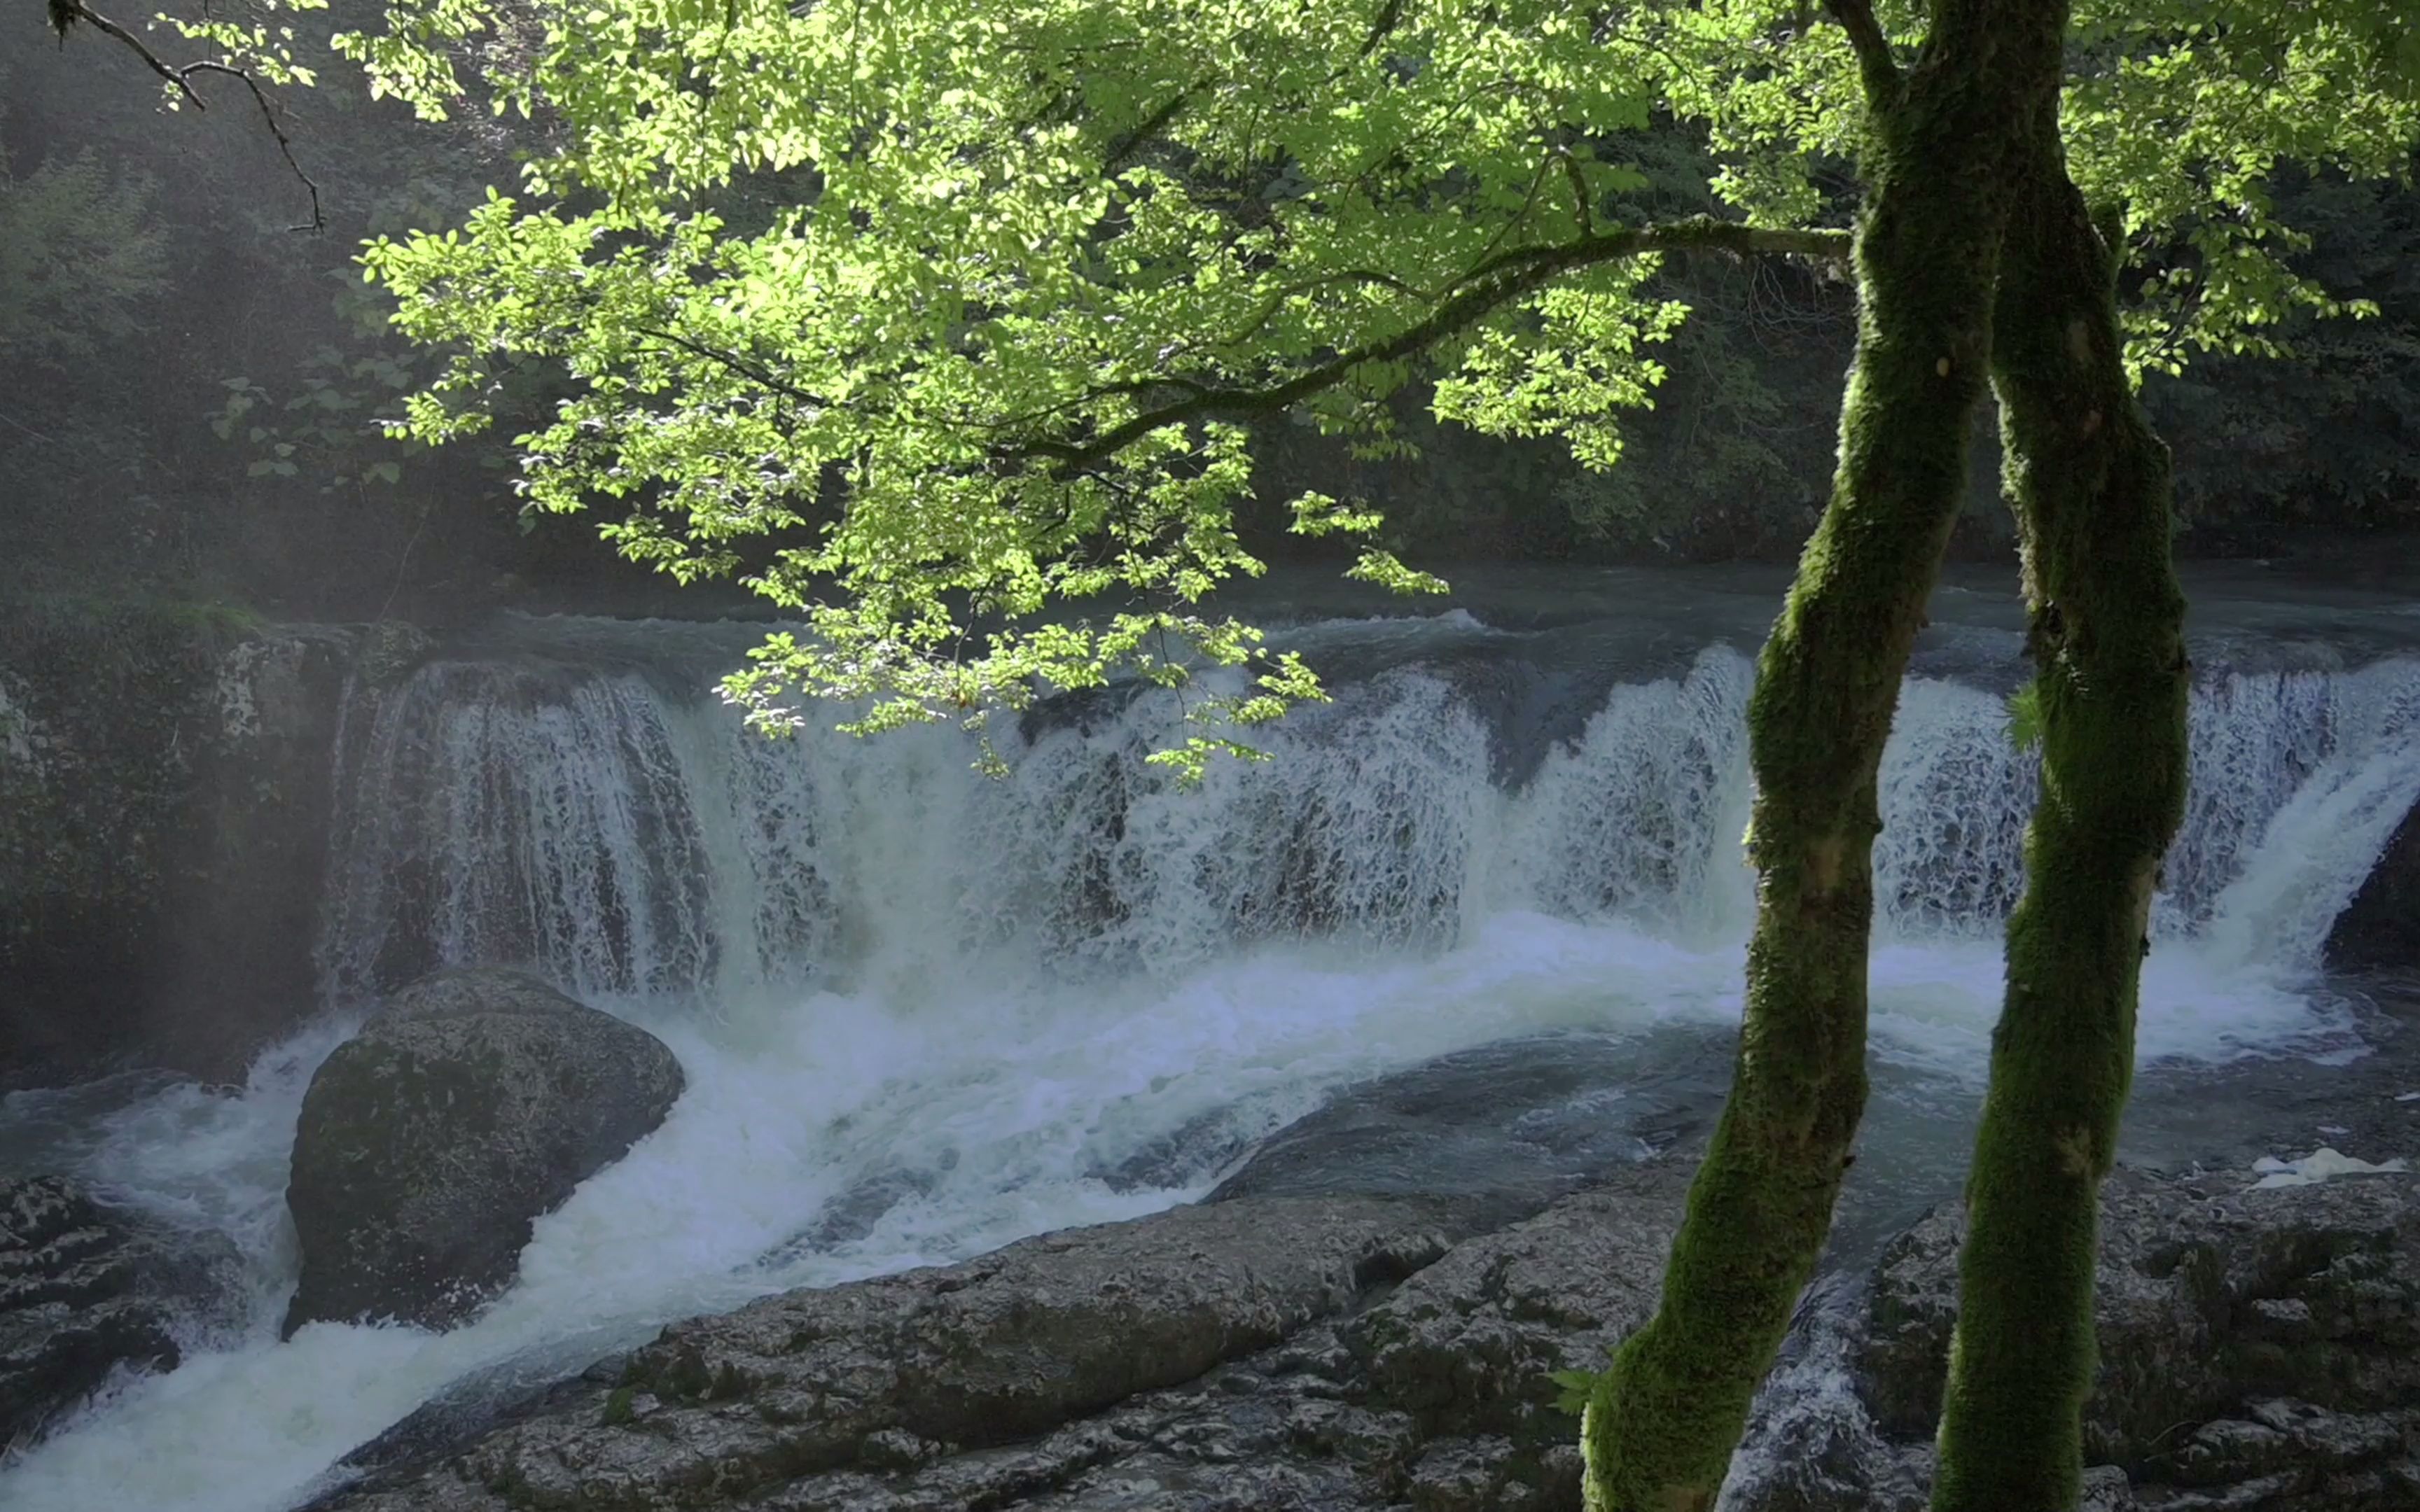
1928;129;2192;1512
1580;4;2070;1507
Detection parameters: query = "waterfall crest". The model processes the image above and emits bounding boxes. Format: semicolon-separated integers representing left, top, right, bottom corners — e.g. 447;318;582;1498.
319;622;2420;1011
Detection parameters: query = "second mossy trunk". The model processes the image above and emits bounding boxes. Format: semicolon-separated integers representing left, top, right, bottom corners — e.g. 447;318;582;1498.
1579;2;2072;1507
1928;133;2192;1511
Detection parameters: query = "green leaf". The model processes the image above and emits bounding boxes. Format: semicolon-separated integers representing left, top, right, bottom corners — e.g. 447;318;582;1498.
1549;1368;1604;1418
2007;680;2046;754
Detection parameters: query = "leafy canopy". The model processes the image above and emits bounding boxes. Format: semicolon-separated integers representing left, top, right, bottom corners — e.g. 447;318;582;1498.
201;0;2420;765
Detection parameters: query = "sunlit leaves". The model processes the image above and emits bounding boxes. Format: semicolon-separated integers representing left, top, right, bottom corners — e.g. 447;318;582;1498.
253;0;2420;766
328;0;1713;762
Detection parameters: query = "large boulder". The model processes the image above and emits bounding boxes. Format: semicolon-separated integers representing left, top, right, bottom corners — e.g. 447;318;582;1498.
1854;1163;2420;1511
1;1175;237;1448
2326;799;2419;974
283;968;685;1336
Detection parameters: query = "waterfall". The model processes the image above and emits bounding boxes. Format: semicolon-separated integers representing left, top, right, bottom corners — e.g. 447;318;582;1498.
6;603;2414;1512
319;659;839;1007
317;625;2420;1011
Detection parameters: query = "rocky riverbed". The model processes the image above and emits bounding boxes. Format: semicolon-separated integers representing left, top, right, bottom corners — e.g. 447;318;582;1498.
258;976;2420;1512
9;968;2419;1510
284;1154;2420;1512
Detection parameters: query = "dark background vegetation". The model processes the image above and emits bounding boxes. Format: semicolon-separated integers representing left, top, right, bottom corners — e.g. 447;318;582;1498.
4;20;2417;625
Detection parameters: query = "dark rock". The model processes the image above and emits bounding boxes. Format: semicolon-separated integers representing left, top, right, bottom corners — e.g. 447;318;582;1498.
1087;1102;1265;1194
2162;1418;2296;1486
468;1194;1474;1505
1343;1180;1675;1436
1206;1031;1720;1223
1853;1165;2420;1512
1;615;361;1086
354;620;436;691
1859;1198;1966;1440
2082;1464;2138;1511
770;1163;951;1257
304;1163;1702;1512
282;967;685;1335
283;1114;2420;1512
2327;799;2420;974
0;1175;237;1448
158;625;362;1079
324;1349;627;1490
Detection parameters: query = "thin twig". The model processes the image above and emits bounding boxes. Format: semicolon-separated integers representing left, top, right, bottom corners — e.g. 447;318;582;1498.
53;0;324;230
0;406;60;445
188;62;323;232
376;487;434;622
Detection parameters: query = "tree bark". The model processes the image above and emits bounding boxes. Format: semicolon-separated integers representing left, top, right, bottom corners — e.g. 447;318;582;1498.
1928;129;2191;1512
1580;4;2071;1507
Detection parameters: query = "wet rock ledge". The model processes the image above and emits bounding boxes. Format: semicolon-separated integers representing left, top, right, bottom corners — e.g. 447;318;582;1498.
0;1175;239;1448
305;1166;1682;1512
302;1146;2419;1512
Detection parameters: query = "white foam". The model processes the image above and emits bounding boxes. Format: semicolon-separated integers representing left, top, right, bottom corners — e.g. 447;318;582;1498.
2251;1147;2410;1189
6;636;2412;1511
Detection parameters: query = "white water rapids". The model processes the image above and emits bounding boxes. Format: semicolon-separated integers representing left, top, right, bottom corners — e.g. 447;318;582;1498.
4;592;2418;1512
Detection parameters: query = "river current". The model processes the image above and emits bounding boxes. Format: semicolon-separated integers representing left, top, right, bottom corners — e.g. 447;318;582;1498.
3;561;2416;1511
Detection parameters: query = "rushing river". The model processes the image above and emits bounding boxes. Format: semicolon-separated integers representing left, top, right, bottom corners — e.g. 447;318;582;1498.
3;561;2417;1511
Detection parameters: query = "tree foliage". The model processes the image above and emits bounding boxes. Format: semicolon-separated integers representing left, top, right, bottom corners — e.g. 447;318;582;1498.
333;0;1849;764
2148;167;2420;537
227;0;2405;764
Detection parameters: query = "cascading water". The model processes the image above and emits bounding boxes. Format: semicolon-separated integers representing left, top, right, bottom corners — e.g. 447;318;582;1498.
4;582;2416;1512
322;620;2420;1054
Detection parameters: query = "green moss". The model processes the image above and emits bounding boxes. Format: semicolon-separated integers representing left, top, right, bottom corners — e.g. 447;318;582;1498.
600;1385;639;1427
1929;128;2190;1512
1578;8;2076;1507
2004;679;2045;754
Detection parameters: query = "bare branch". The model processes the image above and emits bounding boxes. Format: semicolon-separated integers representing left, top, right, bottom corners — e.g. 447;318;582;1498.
186;62;324;231
1020;216;1852;471
1823;0;1902;106
49;0;324;230
49;0;200;102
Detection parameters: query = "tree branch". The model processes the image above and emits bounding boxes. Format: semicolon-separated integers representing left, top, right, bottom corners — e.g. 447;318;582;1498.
1020;216;1851;471
48;0;323;231
635;326;835;409
1104;85;1199;174
1359;0;1408;57
1559;148;1595;235
1823;0;1902;106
